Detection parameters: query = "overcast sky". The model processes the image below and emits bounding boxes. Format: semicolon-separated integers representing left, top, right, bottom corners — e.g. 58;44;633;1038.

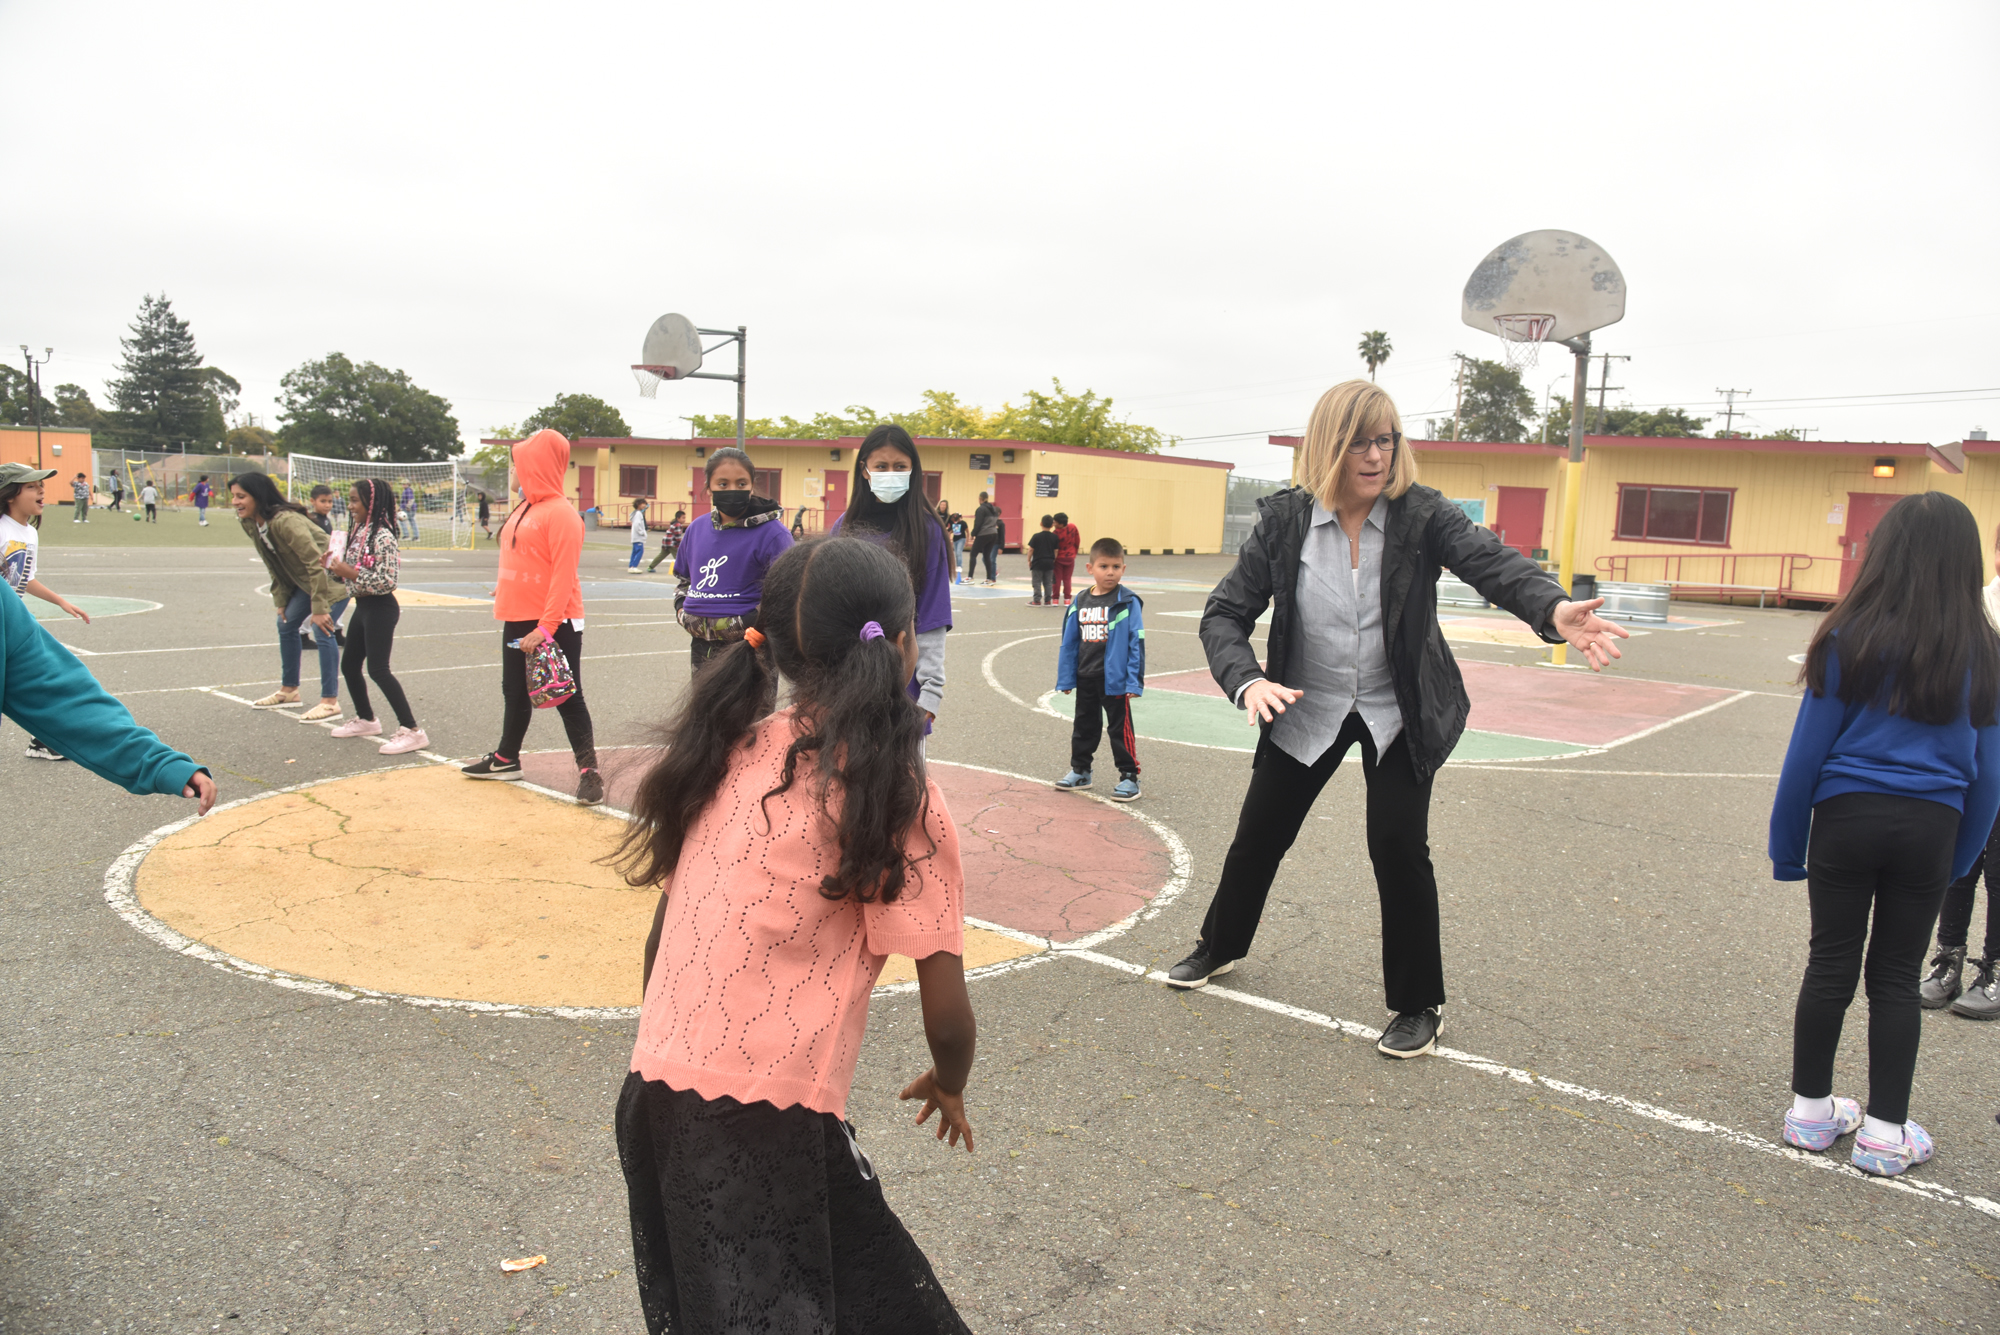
5;1;1994;482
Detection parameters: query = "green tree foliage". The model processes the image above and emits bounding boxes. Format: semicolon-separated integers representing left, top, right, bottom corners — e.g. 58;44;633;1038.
1542;397;1712;442
1433;359;1535;442
275;353;461;462
196;367;242;447
224;424;279;456
689;382;1172;453
1358;331;1392;381
53;384;111;433
520;392;631;441
108;294;216;450
0;366;58;429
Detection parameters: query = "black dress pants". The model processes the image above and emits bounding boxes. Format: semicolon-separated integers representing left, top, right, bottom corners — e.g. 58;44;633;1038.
1937;812;2000;959
1197;711;1443;1014
496;620;597;769
1792;792;1955;1124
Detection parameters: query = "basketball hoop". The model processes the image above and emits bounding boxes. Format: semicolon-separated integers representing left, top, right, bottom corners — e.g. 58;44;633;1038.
1492;314;1556;370
632;365;675;398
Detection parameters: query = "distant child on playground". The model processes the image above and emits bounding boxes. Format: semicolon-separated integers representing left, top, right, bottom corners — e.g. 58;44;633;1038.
1;463;93;762
140;482;158;523
1052;511;1080;601
1028;514;1059;606
1054;537;1144;802
306;484;337;535
192;475;212;526
644;509;687;573
1769;492;2000;1178
614;537;977;1334
673;448;792;674
626;497;648;573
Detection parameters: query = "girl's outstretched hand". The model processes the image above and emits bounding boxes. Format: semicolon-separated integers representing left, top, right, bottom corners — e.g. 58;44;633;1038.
899;1068;975;1153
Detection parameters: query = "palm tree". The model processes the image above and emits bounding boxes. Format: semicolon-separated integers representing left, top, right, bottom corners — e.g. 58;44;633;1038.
1358;331;1392;381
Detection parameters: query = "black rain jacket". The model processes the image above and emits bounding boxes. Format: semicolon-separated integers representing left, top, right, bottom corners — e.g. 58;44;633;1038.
1200;484;1568;781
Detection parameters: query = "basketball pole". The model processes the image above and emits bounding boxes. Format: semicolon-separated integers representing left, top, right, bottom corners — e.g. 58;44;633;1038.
1551;334;1591;668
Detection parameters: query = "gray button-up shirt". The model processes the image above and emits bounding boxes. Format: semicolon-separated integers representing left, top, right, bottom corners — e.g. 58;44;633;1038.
1264;495;1403;766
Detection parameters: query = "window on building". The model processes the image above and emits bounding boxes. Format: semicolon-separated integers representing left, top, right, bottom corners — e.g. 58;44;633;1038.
1615;485;1732;545
619;465;657;498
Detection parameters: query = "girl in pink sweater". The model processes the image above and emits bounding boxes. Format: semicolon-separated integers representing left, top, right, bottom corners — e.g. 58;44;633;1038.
614;536;979;1333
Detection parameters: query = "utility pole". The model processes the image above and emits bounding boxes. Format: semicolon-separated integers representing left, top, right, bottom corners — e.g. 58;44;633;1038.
1450;353;1471;441
19;347;51;469
1549;332;1592;666
1715;387;1751;437
1591;353;1630;434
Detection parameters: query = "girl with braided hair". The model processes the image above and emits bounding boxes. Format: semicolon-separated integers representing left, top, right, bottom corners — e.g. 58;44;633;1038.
328;478;427;755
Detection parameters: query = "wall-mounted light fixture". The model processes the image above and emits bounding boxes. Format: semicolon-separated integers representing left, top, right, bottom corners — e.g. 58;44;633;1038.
694;447;706;459
829;448;841;461
1002;449;1016;464
1872;457;1896;478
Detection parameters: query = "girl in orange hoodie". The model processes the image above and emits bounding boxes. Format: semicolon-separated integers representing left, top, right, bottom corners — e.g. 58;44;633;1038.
462;430;604;805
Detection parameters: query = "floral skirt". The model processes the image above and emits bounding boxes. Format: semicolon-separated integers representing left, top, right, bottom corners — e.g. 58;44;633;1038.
615;1072;970;1334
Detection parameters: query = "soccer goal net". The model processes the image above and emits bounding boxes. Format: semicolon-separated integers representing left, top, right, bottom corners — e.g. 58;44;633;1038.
285;455;475;550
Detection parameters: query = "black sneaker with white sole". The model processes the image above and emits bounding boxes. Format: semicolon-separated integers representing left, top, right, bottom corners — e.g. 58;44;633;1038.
461;753;523;780
23;740;66;762
1376;1008;1442;1058
576;769;606;806
1164;943;1235;989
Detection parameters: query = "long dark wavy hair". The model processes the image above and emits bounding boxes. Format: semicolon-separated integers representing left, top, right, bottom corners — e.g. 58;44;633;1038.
228;471;308;521
1801;491;2000;726
615;536;931;902
348;478;394;555
0;480;40;530
842;424;943;602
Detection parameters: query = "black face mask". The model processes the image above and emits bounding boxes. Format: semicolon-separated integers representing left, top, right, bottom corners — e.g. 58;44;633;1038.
711;488;754;517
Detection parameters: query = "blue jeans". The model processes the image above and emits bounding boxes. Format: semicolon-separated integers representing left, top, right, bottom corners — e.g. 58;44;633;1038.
949;538;964;579
630;540;645;568
279;588;349;697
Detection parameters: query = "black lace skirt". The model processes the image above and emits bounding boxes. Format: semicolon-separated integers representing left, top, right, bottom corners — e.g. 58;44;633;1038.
615;1072;972;1335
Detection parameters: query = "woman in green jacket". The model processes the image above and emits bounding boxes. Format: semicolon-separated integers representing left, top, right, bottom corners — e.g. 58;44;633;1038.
230;472;349;722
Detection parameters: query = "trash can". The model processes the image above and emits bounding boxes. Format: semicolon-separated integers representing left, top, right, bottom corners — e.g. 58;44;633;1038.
1570;573;1598;602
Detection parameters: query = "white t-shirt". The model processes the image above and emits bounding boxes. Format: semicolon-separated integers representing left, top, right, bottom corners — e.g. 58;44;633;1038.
0;514;38;593
631;508;648;541
140;485;157;504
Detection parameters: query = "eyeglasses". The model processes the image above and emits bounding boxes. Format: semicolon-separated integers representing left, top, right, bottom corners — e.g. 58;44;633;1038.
1344;431;1401;456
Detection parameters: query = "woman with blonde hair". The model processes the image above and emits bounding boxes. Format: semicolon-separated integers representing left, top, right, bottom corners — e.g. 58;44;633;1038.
1173;381;1628;1058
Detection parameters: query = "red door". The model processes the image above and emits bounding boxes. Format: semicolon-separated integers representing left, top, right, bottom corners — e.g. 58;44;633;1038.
1838;493;1904;595
823;471;847;530
1493;486;1546;556
994;473;1024;552
577;466;595;515
690;466;708;519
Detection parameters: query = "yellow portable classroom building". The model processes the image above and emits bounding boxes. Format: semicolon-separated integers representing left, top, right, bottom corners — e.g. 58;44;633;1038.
483;434;1236;555
1274;433;1985;605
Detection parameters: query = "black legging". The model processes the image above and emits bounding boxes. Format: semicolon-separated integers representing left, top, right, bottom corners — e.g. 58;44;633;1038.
970;534;999;582
496;619;596;769
1793;792;1954;1124
1938;813;2000;959
1196;711;1442;1013
341;594;416;728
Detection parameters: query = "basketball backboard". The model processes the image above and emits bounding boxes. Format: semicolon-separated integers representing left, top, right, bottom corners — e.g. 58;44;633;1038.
1461;230;1626;348
633;314;704;395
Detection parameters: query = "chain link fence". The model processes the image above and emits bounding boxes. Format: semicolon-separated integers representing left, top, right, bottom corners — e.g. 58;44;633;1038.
1223;474;1291;554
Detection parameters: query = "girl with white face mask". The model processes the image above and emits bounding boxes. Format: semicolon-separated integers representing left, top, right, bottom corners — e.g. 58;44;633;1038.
828;424;952;733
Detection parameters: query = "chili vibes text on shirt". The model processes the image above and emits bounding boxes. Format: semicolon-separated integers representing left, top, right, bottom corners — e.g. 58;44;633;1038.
1077;603;1112;642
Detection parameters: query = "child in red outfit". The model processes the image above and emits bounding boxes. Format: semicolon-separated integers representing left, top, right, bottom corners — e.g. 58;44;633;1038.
1052;511;1081;601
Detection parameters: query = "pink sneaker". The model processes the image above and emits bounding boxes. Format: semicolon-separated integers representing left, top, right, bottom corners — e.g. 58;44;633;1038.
329;717;383;739
377;727;429;756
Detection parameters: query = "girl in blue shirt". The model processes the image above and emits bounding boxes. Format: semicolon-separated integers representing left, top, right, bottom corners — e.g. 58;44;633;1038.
1770;491;2000;1176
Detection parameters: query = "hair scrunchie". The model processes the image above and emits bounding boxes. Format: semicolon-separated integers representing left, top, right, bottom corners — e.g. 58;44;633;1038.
858;621;886;643
743;627;766;649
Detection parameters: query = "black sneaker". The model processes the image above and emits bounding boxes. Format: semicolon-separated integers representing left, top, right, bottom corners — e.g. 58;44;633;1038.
461;753;522;780
1377;1008;1442;1059
576;769;606;806
1920;945;1966;1008
1165;943;1235;990
23;740;66;762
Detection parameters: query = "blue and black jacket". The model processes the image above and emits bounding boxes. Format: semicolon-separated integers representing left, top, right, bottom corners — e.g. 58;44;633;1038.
1057;585;1146;696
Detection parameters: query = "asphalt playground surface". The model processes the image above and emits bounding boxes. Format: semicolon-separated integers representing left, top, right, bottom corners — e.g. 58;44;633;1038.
5;509;1997;1334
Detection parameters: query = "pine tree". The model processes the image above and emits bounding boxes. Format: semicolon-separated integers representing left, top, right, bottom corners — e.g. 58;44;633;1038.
108;294;214;451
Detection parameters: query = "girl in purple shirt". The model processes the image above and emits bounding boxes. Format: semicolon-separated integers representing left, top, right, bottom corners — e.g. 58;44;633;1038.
673;448;793;674
829;424;951;726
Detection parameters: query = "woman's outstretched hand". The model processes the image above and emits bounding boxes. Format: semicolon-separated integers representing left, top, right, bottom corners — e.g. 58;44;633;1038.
1240;678;1303;726
900;1068;975;1153
1552;598;1630;671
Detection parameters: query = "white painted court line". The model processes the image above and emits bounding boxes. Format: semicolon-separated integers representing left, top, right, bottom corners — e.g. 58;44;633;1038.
71;618;685;660
1446;768;1781;778
1059;948;2000;1223
120;649;690;697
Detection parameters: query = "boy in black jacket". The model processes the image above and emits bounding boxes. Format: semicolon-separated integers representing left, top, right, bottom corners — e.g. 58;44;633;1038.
1028;514;1059;605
